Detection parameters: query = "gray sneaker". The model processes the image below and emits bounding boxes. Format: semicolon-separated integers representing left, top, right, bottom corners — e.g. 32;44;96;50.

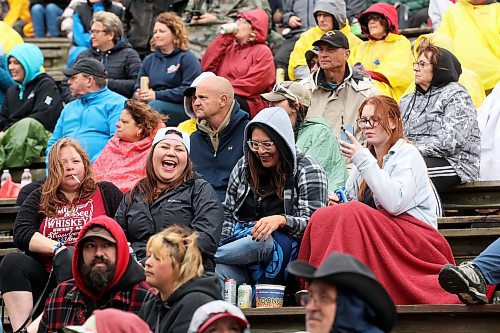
438;262;488;304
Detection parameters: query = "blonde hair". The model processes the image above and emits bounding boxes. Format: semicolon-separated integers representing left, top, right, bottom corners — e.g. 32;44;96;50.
146;225;203;291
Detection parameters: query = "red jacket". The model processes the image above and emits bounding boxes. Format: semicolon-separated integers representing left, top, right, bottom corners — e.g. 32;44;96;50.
38;216;153;332
201;8;275;118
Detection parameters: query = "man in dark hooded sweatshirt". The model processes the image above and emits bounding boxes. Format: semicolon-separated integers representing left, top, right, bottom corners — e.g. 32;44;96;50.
37;216;153;333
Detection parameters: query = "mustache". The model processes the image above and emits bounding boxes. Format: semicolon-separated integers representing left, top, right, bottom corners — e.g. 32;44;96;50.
91;256;111;266
306;311;323;322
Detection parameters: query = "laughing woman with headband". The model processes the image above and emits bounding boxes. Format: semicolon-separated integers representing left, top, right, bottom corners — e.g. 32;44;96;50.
0;138;123;332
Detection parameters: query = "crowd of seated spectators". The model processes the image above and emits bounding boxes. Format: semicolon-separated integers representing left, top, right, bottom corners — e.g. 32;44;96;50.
0;0;498;331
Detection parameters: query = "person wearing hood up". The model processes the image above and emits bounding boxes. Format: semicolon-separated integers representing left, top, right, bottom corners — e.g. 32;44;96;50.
115;127;223;272
288;0;362;81
189;76;249;202
134;12;201;126
201;8;275;119
400;39;480;192
437;0;499;93
289;252;397;333
64;308;152;333
187;300;250;333
215;107;328;287
0;42;63;169
350;3;413;102
61;11;141;102
37;215;153;332
138;225;222;333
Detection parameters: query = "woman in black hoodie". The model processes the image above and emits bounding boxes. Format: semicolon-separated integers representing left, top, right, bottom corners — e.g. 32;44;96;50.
139;225;221;333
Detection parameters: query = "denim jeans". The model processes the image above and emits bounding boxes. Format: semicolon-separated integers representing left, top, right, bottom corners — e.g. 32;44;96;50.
31;3;63;37
215;235;274;288
148;100;188;127
473;237;500;285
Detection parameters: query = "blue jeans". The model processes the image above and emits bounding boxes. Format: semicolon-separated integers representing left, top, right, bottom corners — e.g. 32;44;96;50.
31;3;63;37
148;100;188;127
473;237;500;285
215;235;274;288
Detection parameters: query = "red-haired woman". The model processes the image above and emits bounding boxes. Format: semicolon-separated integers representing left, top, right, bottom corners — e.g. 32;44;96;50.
298;95;458;305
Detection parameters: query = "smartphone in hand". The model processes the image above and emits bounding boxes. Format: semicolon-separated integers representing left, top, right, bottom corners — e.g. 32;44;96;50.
341;124;354;144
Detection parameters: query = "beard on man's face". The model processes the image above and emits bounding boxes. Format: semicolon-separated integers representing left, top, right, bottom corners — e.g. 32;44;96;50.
80;256;116;293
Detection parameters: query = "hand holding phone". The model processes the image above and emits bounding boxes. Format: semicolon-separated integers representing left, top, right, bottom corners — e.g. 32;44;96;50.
341;124;354;143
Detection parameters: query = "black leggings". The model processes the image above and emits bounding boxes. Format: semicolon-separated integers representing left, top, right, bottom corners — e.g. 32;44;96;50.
0;252;51;295
424;157;461;193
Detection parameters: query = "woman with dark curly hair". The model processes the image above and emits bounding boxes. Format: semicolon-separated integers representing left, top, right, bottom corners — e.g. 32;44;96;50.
0;138;123;332
134;12;201;126
93;99;167;193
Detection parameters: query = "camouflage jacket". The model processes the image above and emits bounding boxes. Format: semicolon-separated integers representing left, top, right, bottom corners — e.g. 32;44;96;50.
400;82;480;183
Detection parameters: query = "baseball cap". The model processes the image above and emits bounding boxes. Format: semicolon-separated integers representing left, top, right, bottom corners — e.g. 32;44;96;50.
260;81;311;108
313;30;349;49
80;225;116;244
187;300;250;333
63;58;108;78
153;127;190;153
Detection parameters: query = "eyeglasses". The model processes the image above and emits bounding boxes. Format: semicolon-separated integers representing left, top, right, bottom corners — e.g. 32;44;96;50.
272;83;299;103
236;17;250;24
297;290;337;306
413;60;432;69
90;29;107;35
247;140;274;152
356;116;382;128
367;14;383;22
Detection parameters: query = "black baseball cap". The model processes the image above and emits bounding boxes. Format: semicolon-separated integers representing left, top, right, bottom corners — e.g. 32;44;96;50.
63;58;108;78
313;30;349;49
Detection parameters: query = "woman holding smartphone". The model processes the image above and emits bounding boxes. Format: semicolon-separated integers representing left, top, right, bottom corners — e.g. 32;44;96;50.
298;95;458;305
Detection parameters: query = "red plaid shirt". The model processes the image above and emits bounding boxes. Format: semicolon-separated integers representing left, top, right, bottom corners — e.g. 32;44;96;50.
37;279;153;333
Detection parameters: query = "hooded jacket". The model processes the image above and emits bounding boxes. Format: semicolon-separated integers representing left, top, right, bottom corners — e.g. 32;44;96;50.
221;107;328;239
190;100;249;202
402;33;486;108
45;86;126;163
115;173;223;272
351;3;413;102
287;0;362;80
135;48;201;104
437;0;499;91
139;274;221;333
400;47;480;183
1;43;63;132
201;8;275;118
38;215;153;333
62;37;142;101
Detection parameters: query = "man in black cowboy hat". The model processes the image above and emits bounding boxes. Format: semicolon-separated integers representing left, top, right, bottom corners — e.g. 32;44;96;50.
288;252;396;333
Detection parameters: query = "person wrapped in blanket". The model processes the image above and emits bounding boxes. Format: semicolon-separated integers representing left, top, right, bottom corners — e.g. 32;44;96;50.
297;95;460;305
215;106;328;288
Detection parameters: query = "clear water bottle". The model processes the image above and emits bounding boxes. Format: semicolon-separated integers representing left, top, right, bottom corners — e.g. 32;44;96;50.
21;168;32;188
1;169;12;187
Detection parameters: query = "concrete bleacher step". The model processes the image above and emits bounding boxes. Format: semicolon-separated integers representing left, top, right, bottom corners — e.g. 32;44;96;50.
243;304;500;332
441;181;500;211
24;37;70;83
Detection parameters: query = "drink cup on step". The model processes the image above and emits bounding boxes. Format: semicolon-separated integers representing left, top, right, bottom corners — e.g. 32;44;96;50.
220;23;239;34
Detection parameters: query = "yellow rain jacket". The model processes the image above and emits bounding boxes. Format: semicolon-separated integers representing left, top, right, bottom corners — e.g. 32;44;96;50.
3;0;34;37
438;0;500;91
288;24;361;80
0;21;23;54
350;33;413;102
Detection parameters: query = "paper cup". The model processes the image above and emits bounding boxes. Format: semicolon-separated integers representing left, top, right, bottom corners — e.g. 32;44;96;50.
255;284;285;308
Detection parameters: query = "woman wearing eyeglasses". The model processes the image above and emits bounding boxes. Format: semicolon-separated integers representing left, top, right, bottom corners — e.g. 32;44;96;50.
115;127;223;272
215;107;328;287
350;3;413;102
400;39;480;192
201;8;275;118
298;95;459;305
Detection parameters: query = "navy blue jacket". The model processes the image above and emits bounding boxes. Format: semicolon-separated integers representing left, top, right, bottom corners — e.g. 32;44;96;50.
134;48;201;104
190;101;249;202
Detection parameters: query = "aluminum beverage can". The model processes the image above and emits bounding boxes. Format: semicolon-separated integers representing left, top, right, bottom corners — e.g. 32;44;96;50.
224;278;237;305
237;284;252;308
220;22;238;34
